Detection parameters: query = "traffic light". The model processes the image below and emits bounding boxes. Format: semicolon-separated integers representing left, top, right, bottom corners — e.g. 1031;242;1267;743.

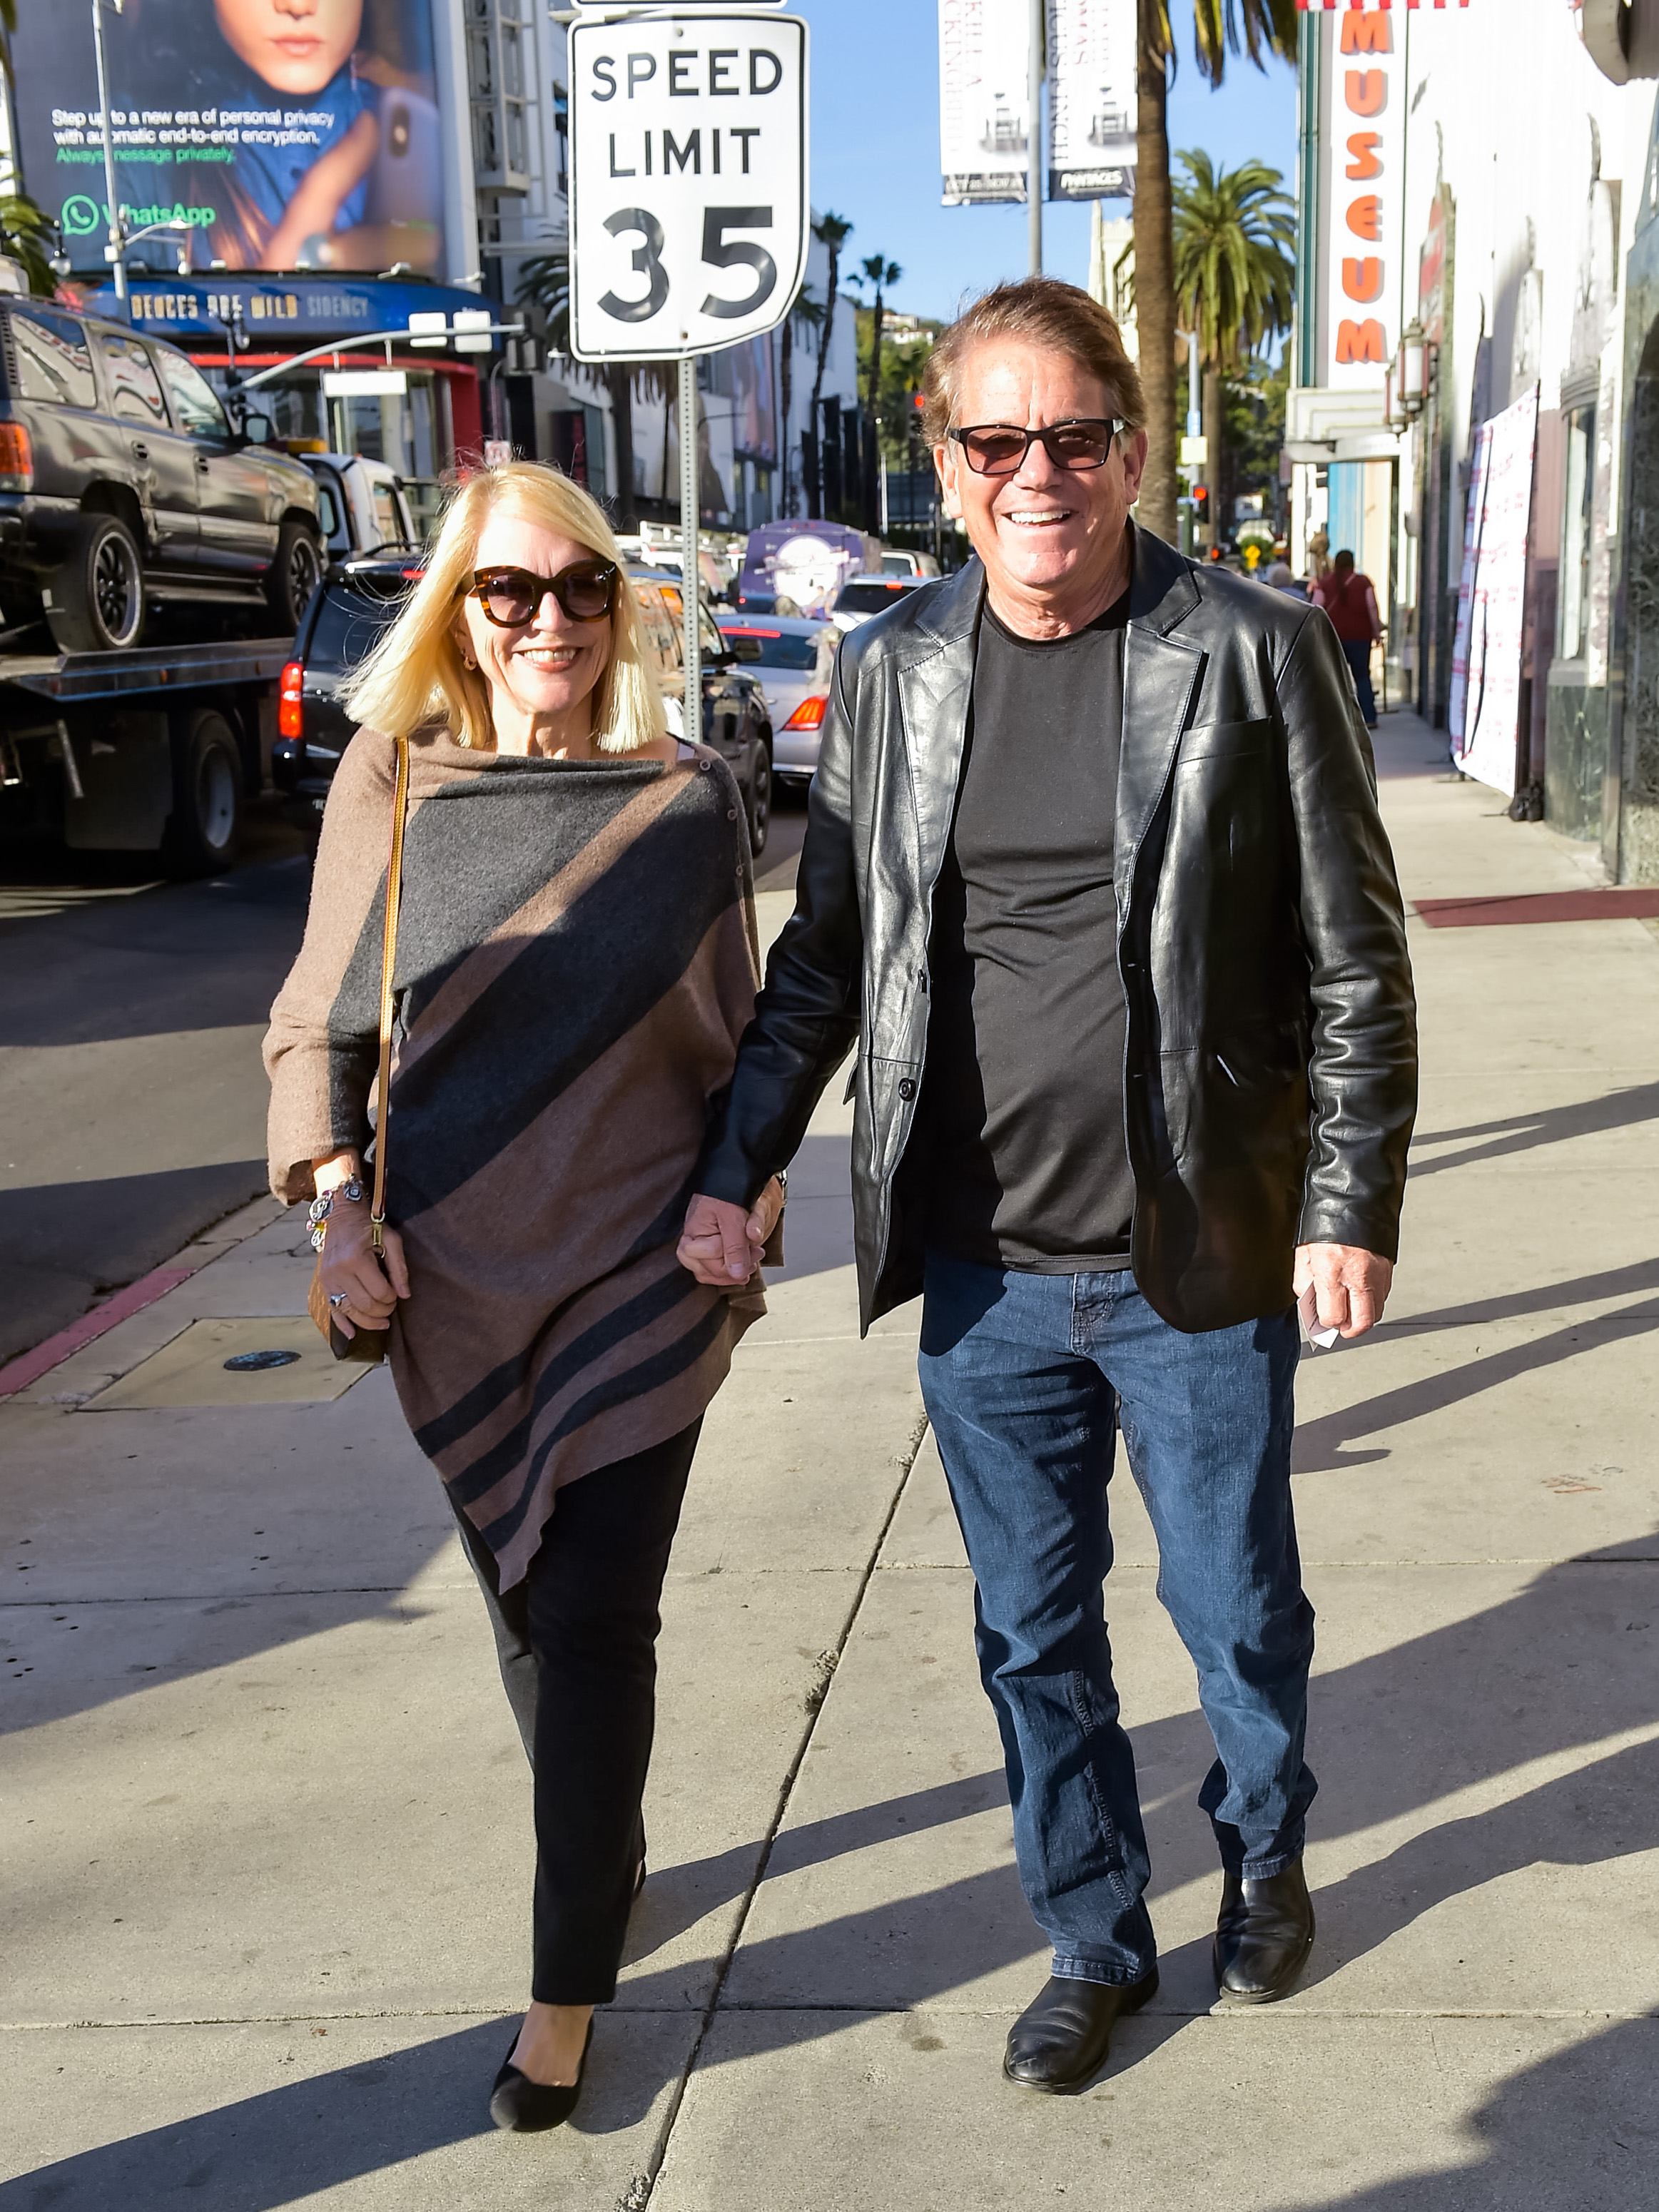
1192;484;1209;513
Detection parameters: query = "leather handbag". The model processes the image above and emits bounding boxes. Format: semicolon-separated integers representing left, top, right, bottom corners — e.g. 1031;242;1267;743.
308;728;411;1364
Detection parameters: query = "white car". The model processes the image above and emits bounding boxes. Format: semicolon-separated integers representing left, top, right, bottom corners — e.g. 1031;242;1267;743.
716;611;838;786
290;450;420;560
827;574;925;629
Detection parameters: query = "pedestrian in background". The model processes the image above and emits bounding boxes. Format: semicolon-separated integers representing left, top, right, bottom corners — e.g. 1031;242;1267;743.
681;278;1416;2094
1317;549;1384;729
265;462;782;2134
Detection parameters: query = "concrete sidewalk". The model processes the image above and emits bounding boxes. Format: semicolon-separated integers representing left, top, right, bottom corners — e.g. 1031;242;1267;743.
4;714;1656;2209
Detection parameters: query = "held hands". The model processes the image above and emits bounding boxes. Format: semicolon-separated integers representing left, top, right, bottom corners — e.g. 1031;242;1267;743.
678;1179;786;1288
1293;1242;1393;1341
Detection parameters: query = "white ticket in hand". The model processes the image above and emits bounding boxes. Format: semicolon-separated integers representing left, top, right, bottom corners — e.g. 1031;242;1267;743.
1298;1285;1340;1350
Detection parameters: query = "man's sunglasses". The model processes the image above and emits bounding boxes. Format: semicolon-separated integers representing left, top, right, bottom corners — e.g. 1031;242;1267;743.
949;419;1127;477
467;559;619;626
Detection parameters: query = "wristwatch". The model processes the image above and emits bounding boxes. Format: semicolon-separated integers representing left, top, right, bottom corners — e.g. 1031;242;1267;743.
308;1176;365;1252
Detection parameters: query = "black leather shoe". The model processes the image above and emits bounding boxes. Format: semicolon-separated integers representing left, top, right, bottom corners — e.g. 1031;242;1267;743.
489;2016;594;2132
1213;1859;1315;2002
1003;1969;1158;2093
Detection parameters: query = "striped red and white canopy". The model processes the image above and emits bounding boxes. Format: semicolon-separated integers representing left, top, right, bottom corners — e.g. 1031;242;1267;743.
1294;2;1472;11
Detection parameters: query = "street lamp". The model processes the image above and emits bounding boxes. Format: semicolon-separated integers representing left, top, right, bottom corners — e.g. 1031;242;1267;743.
1383;362;1407;434
1399;318;1431;417
91;0;128;310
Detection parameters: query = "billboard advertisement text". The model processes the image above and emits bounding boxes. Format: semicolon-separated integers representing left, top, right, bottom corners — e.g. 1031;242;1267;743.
10;0;446;278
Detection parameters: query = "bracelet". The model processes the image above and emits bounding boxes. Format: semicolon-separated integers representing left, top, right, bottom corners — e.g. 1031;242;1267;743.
308;1175;365;1252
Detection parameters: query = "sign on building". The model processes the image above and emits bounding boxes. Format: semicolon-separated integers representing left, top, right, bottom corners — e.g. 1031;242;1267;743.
1449;384;1540;798
938;0;1034;206
1046;0;1136;203
9;0;449;278
1319;1;1408;389
567;11;808;360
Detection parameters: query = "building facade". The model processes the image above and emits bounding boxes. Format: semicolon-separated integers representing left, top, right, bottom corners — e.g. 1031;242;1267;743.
1287;0;1659;883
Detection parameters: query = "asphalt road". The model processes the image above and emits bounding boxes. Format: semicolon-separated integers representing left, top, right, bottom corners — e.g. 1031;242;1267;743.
0;813;313;1366
0;788;810;1371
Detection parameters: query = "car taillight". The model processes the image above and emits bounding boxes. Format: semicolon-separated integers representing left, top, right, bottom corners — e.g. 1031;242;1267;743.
0;420;33;492
279;659;304;739
783;695;827;731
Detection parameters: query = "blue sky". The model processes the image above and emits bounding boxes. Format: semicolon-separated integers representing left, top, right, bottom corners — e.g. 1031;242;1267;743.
797;0;1298;321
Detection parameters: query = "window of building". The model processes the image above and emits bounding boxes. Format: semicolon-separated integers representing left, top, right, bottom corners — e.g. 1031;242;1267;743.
1559;402;1594;661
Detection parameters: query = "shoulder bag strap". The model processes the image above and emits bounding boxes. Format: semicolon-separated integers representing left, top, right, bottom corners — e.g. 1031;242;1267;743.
369;729;410;1257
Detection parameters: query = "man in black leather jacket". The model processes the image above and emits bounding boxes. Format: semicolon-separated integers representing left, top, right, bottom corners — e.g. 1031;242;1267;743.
681;280;1417;2092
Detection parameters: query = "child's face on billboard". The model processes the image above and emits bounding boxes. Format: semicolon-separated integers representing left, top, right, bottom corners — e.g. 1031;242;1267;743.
214;0;364;96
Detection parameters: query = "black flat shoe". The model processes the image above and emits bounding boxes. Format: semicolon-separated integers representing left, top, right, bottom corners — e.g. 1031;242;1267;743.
1213;1859;1315;2002
489;2016;594;2133
1003;1968;1158;2094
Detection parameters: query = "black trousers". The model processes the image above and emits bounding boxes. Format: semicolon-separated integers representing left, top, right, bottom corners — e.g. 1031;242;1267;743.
450;1420;701;2004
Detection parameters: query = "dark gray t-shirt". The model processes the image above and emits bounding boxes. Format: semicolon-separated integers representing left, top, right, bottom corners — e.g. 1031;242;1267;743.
916;592;1135;1272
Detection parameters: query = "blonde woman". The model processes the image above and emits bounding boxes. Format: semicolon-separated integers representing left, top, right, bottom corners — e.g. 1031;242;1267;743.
265;462;781;2131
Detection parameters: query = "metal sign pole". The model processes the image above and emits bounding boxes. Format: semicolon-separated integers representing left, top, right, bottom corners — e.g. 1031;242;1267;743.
1028;0;1044;277
680;354;701;741
91;0;128;309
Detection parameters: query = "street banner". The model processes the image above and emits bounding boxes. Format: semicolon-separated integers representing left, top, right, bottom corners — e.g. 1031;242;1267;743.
1046;0;1136;203
938;0;1033;206
8;0;447;278
1449;385;1539;798
567;11;808;361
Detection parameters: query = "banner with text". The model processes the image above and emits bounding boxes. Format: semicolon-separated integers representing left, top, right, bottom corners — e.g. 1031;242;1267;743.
938;0;1034;206
1046;0;1135;203
9;0;446;278
1449;384;1539;798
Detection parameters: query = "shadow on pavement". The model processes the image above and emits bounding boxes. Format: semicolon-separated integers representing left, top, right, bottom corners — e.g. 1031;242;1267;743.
1409;1080;1659;1177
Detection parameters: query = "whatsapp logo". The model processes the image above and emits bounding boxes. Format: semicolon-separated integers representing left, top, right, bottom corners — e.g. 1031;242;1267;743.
61;195;103;237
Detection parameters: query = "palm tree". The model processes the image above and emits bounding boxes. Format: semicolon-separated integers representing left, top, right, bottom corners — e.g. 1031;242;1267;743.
851;254;902;532
1134;0;1297;539
1171;151;1296;539
805;210;853;517
778;282;822;518
515;251;673;531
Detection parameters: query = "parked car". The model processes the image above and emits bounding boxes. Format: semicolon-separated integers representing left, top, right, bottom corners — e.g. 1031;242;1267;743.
631;569;772;852
827;573;925;629
287;447;420;561
275;559;775;861
0;295;325;653
879;548;941;579
272;554;420;828
714;611;834;788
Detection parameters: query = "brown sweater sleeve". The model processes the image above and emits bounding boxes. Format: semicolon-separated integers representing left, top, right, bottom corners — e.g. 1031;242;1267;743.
263;726;399;1204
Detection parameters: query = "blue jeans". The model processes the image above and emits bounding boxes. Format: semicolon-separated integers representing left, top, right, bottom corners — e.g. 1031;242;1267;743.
918;1252;1316;1987
1342;637;1378;725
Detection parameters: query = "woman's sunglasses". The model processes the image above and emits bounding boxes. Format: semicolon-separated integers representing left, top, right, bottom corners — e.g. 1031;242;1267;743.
467;559;619;627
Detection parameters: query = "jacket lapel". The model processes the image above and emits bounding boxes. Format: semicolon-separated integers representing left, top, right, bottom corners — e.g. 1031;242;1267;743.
1117;524;1205;892
896;561;982;893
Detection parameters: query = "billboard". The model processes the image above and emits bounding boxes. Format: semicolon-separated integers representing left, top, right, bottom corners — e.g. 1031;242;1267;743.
10;0;446;278
938;0;1034;206
1046;0;1135;203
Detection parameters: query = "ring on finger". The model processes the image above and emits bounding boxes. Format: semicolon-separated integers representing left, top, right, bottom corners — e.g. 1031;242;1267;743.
328;1292;350;1309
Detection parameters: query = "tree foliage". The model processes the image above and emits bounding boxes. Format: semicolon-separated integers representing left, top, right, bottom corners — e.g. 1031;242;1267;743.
1171;151;1296;375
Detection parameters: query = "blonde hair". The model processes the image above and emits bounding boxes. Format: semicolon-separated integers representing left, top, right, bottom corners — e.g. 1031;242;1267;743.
341;460;666;754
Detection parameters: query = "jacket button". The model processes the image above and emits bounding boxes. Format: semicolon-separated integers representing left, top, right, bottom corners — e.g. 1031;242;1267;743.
898;1077;917;1100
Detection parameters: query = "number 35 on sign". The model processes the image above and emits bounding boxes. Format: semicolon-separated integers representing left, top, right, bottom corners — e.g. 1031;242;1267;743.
569;9;809;362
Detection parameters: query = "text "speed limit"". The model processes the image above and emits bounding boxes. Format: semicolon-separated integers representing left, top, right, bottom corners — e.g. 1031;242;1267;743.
569;13;809;363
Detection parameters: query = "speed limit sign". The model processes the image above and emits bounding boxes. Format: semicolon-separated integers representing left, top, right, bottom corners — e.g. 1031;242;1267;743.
568;11;809;362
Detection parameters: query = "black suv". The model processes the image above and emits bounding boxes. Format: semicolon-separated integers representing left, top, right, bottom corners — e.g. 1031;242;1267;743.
275;558;774;856
0;295;324;654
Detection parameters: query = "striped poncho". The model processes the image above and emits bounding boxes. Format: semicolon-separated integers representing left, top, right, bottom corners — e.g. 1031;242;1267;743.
265;724;766;1589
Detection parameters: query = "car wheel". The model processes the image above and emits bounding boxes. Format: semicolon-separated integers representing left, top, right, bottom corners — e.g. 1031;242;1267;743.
265;519;324;634
163;708;243;876
44;513;146;654
746;739;771;858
